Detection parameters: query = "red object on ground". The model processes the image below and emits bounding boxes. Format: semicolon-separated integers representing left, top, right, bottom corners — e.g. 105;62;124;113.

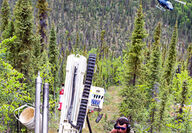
58;88;64;111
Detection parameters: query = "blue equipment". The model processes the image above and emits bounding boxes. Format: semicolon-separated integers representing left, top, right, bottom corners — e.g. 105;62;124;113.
156;0;186;11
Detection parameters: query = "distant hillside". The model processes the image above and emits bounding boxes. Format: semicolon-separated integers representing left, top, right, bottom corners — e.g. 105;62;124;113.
44;0;191;53
0;0;191;54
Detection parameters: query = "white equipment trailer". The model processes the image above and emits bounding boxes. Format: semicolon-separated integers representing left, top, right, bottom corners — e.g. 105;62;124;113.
59;54;104;133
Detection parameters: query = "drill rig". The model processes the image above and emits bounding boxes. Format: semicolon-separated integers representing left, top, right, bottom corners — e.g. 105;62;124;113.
59;54;104;133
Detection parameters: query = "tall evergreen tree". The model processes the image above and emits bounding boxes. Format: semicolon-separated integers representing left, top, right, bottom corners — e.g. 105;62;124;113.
99;30;106;59
2;18;15;40
49;23;58;68
65;30;72;53
14;0;34;76
36;0;49;52
32;33;41;74
2;19;15;66
148;22;162;132
0;0;10;32
140;42;151;85
120;4;147;122
187;43;192;77
179;80;188;119
58;43;67;85
48;23;59;102
161;43;167;67
148;23;161;95
163;22;178;86
124;4;147;86
159;22;178;128
75;32;80;51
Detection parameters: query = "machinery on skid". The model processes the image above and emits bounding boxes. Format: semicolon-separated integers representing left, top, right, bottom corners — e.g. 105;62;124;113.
59;54;105;133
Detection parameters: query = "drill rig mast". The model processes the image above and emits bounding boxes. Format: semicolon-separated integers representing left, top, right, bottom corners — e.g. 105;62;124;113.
59;54;104;133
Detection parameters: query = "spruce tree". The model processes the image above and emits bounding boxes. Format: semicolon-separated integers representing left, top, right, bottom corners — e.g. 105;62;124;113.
36;0;49;52
163;22;178;86
161;43;167;67
120;4;147;122
58;43;66;85
2;19;15;66
0;0;10;32
49;23;58;68
65;31;72;53
149;23;161;94
124;4;147;86
32;33;41;74
2;18;15;39
159;22;178;129
187;43;192;77
99;30;106;60
145;42;151;65
75;32;80;51
83;43;87;56
148;22;161;132
140;42;151;86
179;81;188;119
48;23;59;106
14;0;34;76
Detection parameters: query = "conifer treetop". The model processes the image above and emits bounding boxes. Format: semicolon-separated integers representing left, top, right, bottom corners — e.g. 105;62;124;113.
1;0;10;32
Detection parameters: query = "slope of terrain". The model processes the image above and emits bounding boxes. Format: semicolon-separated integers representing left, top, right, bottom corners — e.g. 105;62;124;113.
48;86;122;133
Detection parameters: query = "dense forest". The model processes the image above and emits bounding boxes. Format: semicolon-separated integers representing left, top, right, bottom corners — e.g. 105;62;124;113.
0;0;192;132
